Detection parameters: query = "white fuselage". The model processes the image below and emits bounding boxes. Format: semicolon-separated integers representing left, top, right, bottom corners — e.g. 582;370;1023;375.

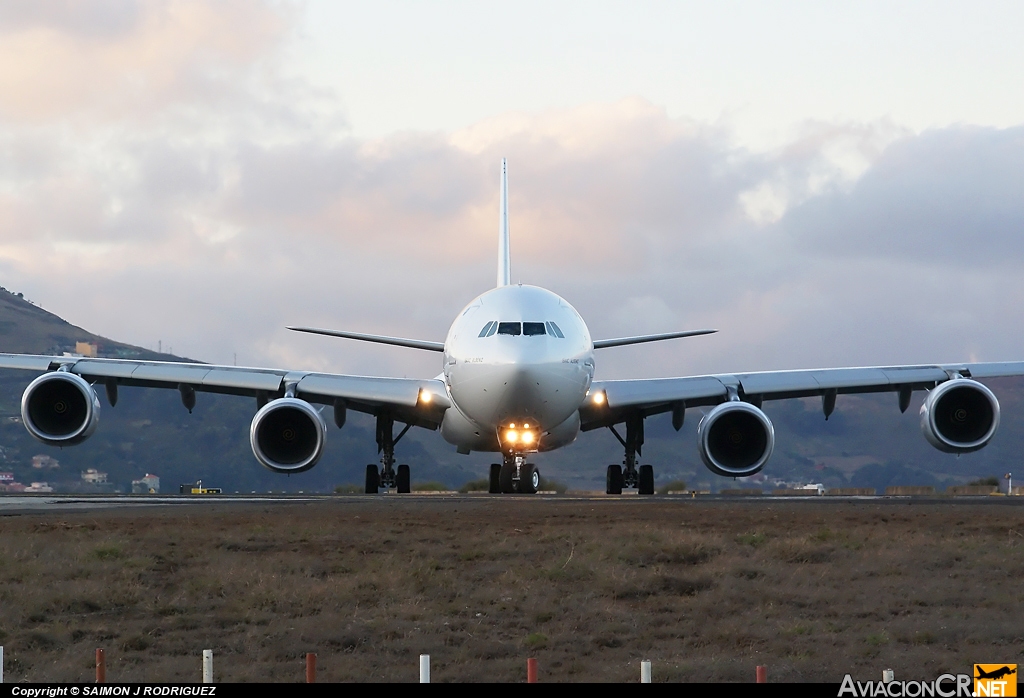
439;284;595;454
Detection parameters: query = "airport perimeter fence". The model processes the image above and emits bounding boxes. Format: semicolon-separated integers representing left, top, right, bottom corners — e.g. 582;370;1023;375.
0;646;782;684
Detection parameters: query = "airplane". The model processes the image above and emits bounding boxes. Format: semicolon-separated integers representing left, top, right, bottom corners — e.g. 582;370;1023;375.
2;159;1022;495
975;666;1016;681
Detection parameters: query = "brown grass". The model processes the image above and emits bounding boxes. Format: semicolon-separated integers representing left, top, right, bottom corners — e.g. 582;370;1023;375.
0;498;1021;682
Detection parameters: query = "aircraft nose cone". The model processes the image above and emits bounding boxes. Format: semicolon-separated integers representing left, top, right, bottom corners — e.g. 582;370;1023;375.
493;363;561;425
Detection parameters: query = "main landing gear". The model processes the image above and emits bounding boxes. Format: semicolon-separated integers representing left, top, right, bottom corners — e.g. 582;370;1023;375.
606;413;655;495
366;414;412;494
489;454;540;494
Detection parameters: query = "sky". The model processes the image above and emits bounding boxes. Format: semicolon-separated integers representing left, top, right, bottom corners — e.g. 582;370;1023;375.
2;1;1024;383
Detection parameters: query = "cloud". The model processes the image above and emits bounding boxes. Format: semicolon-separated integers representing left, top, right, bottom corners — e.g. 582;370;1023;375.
1;4;1023;393
0;0;293;121
0;1;144;40
781;125;1024;266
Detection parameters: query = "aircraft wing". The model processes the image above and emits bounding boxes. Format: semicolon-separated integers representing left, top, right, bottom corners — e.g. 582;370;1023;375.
0;354;450;429
579;361;1024;431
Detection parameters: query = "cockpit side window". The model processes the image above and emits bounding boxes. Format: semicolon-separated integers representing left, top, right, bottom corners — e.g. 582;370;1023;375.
523;322;546;336
547;321;565;338
478;321;495;337
485;322;498;337
497;322;522;336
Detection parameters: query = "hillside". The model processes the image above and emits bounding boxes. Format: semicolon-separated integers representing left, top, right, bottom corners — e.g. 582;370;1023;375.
0;286;1021;493
0;286;183;360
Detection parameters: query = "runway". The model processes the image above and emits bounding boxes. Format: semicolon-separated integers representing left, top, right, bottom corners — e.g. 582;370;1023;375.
1;491;1022;514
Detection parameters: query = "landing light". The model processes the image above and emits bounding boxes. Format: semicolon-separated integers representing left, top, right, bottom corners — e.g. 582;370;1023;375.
418;389;432;404
505;429;519;443
592;391;606;405
521;431;535;445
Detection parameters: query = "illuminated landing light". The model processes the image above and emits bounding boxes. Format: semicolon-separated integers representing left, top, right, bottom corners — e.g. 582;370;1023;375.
521;431;535;445
592;391;606;405
505;429;519;443
418;389;433;405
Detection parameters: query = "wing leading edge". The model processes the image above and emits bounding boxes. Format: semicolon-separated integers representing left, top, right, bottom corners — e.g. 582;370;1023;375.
580;361;1024;431
0;353;450;429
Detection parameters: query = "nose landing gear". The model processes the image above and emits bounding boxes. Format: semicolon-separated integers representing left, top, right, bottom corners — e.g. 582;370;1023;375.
606;413;655;495
496;453;540;494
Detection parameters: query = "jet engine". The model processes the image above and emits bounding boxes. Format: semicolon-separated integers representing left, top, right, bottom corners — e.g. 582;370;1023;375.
697;401;775;477
250;398;327;473
21;371;101;446
920;379;999;453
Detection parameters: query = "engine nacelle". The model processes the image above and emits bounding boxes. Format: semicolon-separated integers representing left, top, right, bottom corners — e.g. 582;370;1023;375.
250;398;327;473
21;371;100;446
920;379;999;453
697;401;775;477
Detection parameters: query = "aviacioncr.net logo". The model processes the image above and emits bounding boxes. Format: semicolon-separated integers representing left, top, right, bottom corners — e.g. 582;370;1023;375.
975;665;1017;697
839;674;972;697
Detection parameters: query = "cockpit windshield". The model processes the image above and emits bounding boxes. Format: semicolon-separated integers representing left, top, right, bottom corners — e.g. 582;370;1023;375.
478;321;564;338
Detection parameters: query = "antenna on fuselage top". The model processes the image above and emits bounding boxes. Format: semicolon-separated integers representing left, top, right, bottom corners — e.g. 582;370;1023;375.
497;158;511;287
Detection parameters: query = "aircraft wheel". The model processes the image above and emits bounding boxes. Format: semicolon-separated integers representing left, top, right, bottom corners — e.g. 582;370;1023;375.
365;464;379;494
638;464;655;495
518;464;539;494
397;464;411;494
606;464;623;495
499;463;515;493
489;464;501;494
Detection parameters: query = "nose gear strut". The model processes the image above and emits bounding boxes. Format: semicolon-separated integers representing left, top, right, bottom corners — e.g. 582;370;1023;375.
497;453;540;494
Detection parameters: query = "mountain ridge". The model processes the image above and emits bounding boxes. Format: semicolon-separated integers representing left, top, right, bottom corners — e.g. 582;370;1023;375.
0;286;1020;493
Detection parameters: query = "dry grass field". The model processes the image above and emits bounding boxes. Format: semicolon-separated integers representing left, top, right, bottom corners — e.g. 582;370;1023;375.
0;497;1021;683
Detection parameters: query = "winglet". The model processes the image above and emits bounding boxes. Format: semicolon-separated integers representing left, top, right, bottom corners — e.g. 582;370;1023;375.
497;158;511;287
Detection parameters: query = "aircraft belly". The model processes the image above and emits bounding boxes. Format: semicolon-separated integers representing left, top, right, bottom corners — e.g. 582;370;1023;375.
539;411;580;451
440;407;499;451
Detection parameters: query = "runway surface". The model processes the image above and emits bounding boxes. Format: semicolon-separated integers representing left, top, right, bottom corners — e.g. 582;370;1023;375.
1;491;1022;514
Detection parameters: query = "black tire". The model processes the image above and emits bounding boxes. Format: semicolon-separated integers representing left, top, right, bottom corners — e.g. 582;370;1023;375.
606;464;623;495
489;464;501;494
365;464;379;494
397;464;411;494
518;463;539;494
499;463;515;493
638;464;654;495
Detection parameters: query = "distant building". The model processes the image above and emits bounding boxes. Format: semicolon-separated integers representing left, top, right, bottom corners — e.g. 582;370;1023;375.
81;468;108;484
131;474;160;494
0;473;24;492
75;342;98;357
24;482;53;493
31;455;59;469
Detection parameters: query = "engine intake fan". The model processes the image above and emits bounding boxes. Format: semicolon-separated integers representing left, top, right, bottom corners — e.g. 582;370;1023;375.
920;379;999;453
697;401;775;477
250;398;327;473
21;371;100;446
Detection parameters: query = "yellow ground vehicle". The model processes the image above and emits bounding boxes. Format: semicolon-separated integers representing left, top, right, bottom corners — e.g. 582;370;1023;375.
179;480;222;494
